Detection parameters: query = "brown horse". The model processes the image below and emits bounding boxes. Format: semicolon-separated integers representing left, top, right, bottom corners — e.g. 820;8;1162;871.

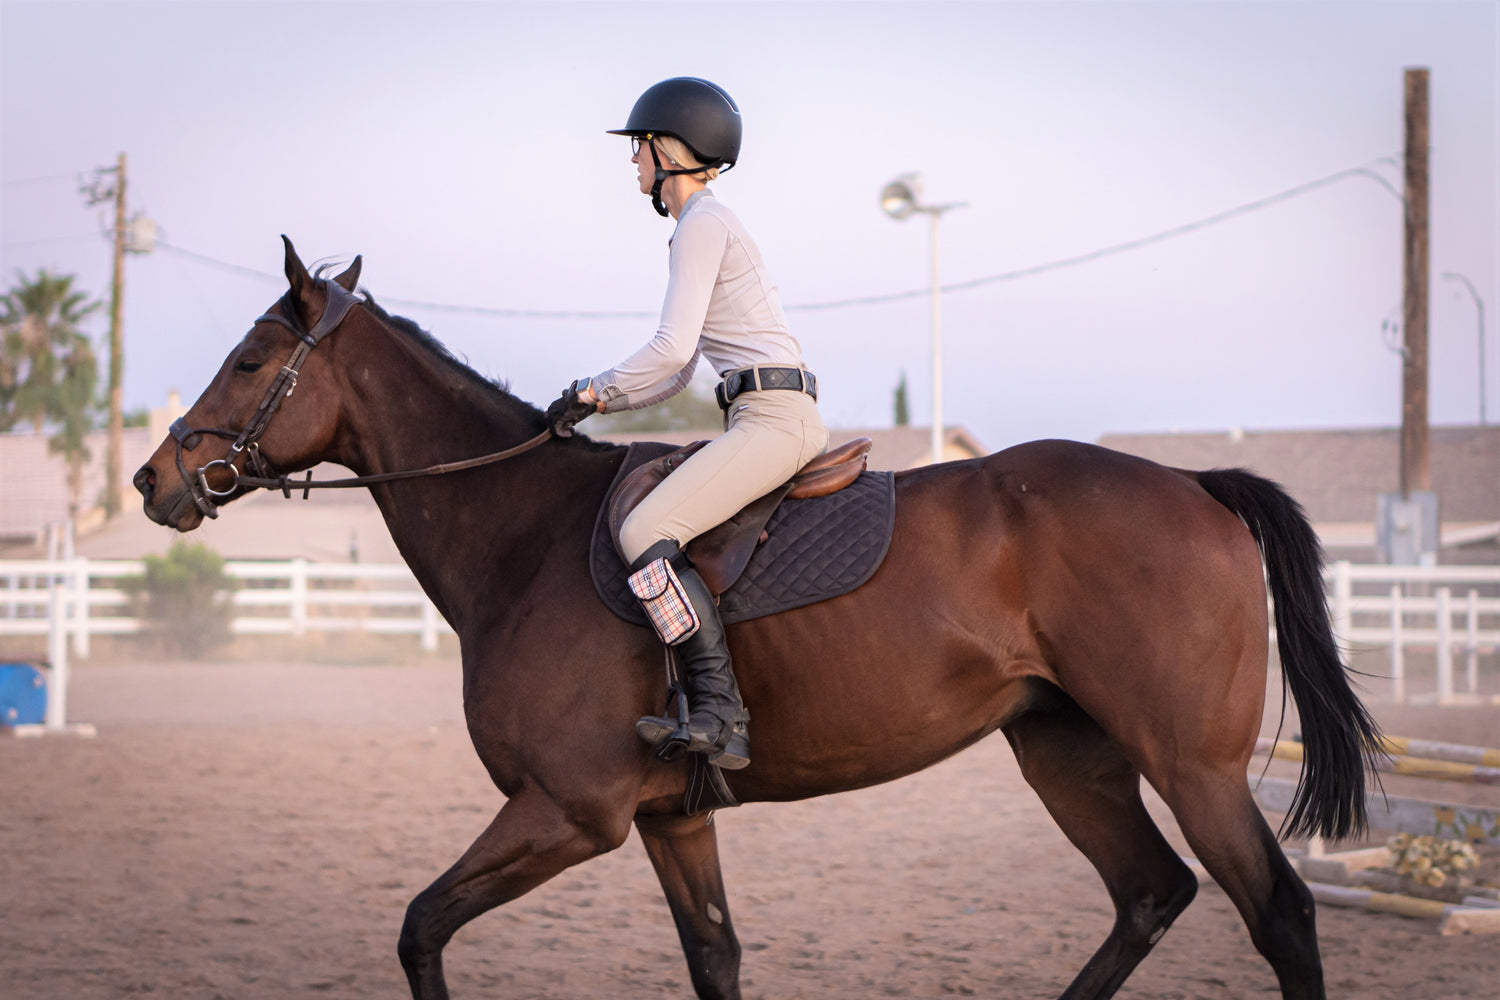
135;240;1380;1000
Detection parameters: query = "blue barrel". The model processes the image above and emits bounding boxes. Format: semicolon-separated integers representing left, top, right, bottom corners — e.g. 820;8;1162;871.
0;663;47;727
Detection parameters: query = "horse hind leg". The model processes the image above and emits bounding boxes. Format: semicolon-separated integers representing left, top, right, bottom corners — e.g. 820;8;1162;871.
398;789;631;1000
1158;767;1324;1000
1003;699;1199;1000
635;813;742;1000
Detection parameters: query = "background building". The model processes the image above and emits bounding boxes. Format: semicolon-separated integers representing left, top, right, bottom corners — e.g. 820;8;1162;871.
1099;425;1498;565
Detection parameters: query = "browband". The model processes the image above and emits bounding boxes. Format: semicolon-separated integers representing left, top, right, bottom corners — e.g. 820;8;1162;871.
254;278;363;345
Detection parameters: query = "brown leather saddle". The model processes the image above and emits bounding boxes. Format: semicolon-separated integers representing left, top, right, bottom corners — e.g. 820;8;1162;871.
606;437;873;595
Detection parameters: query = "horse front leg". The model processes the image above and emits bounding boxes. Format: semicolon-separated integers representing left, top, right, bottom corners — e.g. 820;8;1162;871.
398;789;630;1000
636;813;742;1000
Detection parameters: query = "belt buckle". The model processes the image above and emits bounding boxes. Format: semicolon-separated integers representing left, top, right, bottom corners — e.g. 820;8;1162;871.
718;368;751;410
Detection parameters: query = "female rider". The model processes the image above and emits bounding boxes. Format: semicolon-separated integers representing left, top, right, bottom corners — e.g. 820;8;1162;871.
545;77;827;770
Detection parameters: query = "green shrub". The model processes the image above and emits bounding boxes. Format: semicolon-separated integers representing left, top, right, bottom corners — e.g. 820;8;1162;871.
123;541;237;657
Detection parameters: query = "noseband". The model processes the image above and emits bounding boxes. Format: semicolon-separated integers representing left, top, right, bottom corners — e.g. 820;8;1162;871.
170;278;552;519
170;278;366;518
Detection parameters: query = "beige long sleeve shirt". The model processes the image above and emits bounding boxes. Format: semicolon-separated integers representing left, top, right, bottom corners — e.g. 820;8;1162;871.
592;189;806;412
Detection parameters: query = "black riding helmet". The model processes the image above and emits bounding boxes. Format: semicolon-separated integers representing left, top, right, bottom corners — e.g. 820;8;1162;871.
608;77;742;216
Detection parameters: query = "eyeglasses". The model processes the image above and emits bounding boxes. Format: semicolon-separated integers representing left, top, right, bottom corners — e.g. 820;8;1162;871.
631;136;651;155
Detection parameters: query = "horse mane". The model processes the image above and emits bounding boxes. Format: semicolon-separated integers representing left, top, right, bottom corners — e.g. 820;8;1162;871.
357;292;519;400
303;265;613;450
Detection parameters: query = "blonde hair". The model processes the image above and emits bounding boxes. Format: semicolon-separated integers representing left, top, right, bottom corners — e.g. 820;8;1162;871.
654;135;720;182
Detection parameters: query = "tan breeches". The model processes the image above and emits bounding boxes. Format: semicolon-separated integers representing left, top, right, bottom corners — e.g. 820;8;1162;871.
619;389;829;564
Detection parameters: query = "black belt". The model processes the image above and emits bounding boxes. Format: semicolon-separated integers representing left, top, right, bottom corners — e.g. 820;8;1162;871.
715;367;818;410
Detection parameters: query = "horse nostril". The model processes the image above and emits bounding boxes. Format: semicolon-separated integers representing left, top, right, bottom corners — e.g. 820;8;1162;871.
133;465;156;499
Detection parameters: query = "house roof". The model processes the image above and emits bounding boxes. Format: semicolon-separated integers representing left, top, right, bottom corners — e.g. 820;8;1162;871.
1096;425;1499;524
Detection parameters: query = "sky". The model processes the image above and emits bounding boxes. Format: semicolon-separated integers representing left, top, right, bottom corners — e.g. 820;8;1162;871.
2;0;1497;453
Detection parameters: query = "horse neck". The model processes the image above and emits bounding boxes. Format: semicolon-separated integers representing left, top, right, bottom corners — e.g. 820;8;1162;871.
326;313;606;627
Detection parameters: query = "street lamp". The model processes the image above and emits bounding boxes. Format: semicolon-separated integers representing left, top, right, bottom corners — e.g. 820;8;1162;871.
881;173;966;464
1441;272;1488;426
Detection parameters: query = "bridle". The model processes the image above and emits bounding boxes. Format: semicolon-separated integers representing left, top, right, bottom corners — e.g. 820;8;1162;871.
169;278;551;519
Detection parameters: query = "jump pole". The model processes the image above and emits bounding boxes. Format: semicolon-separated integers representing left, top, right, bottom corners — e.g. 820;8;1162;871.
46;580;68;728
12;570;95;739
1233;722;1500;934
1306;883;1500;936
1249;775;1499;847
1180;859;1500;936
1254;738;1500;786
1375;735;1500;768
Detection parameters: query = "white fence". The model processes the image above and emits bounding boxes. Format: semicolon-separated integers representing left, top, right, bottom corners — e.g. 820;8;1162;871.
1;558;1496;700
1326;562;1500;703
0;558;451;655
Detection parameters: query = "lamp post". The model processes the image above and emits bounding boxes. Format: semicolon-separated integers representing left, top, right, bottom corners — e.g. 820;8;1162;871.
1441;272;1487;426
882;173;966;464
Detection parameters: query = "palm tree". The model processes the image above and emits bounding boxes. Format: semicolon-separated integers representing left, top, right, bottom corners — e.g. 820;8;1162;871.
48;337;101;513
1;270;103;512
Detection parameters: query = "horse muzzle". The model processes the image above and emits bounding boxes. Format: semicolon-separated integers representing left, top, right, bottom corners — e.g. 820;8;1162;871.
134;462;209;531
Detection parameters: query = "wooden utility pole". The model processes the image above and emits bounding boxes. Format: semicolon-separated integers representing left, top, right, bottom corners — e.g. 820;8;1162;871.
1400;69;1430;498
105;152;126;518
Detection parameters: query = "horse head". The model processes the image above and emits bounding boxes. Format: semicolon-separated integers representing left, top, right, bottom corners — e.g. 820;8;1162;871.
135;237;362;531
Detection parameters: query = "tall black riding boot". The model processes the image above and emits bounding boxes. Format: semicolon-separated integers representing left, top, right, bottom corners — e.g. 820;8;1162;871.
632;541;750;769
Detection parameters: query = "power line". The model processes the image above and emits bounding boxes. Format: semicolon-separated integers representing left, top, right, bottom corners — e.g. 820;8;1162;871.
155;240;660;318
0;234;102;250
792;159;1406;311
378;297;656;320
145;156;1403;319
156;240;283;282
0;171;81;187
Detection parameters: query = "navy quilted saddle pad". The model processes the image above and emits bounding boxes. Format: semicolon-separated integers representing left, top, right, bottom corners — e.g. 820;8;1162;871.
590;443;897;627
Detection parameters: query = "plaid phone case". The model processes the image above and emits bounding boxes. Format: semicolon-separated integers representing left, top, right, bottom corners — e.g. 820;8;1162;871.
627;557;701;645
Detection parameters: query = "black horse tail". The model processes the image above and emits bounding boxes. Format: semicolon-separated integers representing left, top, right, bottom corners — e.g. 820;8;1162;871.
1196;467;1381;841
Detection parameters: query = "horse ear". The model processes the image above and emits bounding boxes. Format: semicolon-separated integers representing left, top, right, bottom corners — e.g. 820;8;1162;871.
333;255;362;292
282;235;312;296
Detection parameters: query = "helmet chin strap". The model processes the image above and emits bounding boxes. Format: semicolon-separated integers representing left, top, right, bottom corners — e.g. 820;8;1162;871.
648;140;671;218
646;136;720;218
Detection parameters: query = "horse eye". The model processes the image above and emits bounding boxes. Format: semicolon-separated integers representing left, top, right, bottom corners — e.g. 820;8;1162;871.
236;360;263;374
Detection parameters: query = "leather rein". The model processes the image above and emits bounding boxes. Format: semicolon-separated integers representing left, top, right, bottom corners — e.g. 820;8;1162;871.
169;278;552;519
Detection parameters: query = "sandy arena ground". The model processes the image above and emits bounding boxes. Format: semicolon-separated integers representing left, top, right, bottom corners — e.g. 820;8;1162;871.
2;659;1497;999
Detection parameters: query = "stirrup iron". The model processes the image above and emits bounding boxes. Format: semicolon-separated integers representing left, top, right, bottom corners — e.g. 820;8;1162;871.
653;682;693;762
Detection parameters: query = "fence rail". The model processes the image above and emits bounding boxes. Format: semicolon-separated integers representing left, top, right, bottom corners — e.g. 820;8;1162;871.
1325;561;1500;703
2;558;1496;701
0;558;450;654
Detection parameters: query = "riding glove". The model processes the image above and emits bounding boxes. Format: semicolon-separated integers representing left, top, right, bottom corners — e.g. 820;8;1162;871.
545;386;596;437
